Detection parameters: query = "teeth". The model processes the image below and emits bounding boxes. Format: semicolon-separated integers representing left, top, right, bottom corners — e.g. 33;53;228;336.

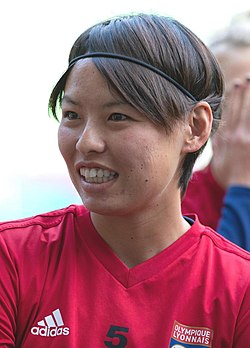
84;168;90;177
79;167;117;183
103;170;110;177
89;169;97;178
97;169;103;178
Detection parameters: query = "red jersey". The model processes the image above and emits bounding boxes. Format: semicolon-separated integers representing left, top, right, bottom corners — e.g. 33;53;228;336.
182;165;225;230
1;205;250;347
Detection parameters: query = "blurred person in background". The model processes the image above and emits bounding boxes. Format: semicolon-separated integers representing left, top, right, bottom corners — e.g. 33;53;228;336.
182;10;250;251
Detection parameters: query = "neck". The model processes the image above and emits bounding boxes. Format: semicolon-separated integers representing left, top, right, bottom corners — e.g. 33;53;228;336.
90;202;190;268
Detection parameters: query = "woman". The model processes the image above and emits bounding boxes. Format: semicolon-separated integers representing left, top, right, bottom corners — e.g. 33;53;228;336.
0;13;249;347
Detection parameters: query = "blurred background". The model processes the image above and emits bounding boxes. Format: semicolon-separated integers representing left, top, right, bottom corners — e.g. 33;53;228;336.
1;0;249;220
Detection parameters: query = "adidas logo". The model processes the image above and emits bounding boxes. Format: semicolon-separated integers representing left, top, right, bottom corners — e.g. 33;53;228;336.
31;309;70;337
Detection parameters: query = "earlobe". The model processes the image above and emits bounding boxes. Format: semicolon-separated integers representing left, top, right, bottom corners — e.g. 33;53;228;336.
183;101;213;153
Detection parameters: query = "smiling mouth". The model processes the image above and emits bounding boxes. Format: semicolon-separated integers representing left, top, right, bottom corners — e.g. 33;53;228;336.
80;167;118;183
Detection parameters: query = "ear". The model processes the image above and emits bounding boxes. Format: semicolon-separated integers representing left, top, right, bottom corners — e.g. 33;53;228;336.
182;101;213;154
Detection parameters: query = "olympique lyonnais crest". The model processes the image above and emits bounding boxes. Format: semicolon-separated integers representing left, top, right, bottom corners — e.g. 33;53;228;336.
169;321;213;348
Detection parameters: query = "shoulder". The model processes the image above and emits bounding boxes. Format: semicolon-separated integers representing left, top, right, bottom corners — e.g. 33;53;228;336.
188;215;250;263
0;204;88;246
0;204;86;228
186;217;250;299
199;222;250;272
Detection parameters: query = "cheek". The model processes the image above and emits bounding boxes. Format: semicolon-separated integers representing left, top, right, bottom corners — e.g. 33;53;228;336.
58;126;76;161
125;138;166;178
135;138;180;183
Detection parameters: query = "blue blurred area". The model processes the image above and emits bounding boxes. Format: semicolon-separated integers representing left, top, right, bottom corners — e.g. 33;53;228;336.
0;174;81;221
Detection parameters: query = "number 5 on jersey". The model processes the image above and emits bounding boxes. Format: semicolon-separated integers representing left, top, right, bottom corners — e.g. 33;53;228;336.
104;325;129;347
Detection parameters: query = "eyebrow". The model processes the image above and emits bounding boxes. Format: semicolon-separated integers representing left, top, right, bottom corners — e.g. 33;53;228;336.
62;95;79;105
62;94;128;108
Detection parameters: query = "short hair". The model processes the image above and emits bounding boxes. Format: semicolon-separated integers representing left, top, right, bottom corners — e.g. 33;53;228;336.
49;13;224;196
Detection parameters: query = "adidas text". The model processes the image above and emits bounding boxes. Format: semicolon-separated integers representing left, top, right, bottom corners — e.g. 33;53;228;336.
31;326;70;336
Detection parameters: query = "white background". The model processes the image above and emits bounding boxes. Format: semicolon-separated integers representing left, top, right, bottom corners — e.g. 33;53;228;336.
1;0;249;219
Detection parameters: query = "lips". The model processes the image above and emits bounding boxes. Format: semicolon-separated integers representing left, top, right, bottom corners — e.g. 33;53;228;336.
79;167;118;183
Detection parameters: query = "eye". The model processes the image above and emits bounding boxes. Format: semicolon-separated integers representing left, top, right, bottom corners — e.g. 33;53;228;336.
108;113;129;121
63;111;79;120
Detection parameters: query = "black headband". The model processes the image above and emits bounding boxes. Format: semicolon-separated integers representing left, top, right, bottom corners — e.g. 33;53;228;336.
68;52;197;102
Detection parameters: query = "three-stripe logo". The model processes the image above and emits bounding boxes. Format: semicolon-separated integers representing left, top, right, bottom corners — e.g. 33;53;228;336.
31;308;70;337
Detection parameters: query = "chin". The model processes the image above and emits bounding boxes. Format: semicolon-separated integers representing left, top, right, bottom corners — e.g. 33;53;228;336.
80;197;122;216
82;199;136;217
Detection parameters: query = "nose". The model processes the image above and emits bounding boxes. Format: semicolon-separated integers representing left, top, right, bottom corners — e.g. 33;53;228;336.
76;123;106;155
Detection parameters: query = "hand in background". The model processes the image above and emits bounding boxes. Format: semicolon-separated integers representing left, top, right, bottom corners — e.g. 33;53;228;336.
211;76;250;189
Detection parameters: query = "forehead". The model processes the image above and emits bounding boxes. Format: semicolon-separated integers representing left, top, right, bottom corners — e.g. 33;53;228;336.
62;60;131;111
63;60;114;102
65;60;105;89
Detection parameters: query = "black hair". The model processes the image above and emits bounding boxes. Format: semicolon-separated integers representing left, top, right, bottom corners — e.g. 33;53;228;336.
49;13;224;196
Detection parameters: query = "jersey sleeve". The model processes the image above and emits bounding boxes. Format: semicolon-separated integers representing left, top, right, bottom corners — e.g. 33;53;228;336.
217;186;250;251
0;233;18;347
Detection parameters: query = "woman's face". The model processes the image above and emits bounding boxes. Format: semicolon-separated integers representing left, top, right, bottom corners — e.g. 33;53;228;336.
58;60;187;216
